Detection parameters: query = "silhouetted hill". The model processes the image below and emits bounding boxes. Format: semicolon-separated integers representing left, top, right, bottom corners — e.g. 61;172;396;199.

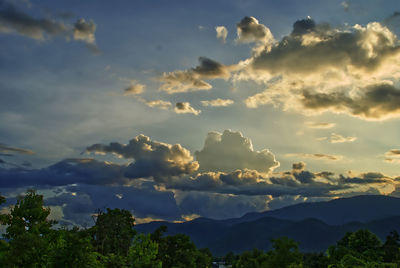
243;195;400;225
136;195;400;255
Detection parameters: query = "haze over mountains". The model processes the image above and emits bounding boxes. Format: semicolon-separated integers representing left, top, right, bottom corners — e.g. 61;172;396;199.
136;195;400;255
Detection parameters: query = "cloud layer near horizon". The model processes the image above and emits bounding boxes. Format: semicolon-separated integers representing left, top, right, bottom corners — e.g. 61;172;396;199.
0;130;398;226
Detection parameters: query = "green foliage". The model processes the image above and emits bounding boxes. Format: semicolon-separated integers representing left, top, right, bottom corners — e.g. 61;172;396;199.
267;237;303;268
383;230;400;263
303;252;329;268
46;227;102;268
128;233;161;268
328;229;383;265
2;189;55;267
2;190;400;268
91;208;136;256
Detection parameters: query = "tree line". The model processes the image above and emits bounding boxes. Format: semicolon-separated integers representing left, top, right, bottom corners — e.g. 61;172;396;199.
0;189;400;267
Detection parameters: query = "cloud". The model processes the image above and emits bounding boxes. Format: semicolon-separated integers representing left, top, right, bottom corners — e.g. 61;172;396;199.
200;98;234;107
86;134;199;182
329;133;357;143
0;1;98;50
72;18;99;52
385;149;400;164
215;26;228;43
195;130;279;173
250;19;399;75
292;161;306;171
45;183;182;226
0;0;67;39
286;153;343;161
159;57;230;93
240;18;400;120
174;102;201;115
123;80;145;96
73;18;96;43
0;158;126;188
341;1;350;11
178;191;269;219
0;143;34;155
166;160;397;198
145;100;172;110
306;122;336;129
300;83;400;120
236;16;274;45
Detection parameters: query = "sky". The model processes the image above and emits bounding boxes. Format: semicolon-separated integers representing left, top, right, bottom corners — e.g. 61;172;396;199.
1;0;400;226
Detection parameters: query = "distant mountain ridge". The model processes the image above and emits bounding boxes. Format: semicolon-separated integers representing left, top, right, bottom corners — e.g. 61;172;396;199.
136;195;400;255
240;194;400;225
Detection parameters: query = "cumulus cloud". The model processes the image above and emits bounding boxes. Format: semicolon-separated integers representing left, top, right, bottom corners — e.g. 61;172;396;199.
167;162;396;197
236;16;274;45
300;83;400;120
174;102;201;115
306;122;336;129
0;143;34;155
123;80;145;96
286;153;343;161
240;17;400;120
159;57;230;93
250;19;399;75
215;25;228;43
201;98;234;107
195;130;279;173
86;134;199;182
145;100;172;110
73;18;96;44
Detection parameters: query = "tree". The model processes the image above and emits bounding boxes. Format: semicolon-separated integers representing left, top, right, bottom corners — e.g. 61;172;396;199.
46;227;102;267
383;230;400;263
128;233;162;268
328;229;383;265
91;208;136;257
2;189;56;267
303;252;329;268
266;237;303;268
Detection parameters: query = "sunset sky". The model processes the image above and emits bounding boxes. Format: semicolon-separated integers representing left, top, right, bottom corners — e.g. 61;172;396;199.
1;0;400;226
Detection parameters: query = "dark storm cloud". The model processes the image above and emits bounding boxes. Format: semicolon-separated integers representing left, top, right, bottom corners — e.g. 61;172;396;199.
46;183;182;226
159;57;230;93
0;158;126;188
86;134;199;182
301;83;400;120
0;0;98;50
178;191;269;219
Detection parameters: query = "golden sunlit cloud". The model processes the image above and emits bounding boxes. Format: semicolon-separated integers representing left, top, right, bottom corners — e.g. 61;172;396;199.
201;98;234;107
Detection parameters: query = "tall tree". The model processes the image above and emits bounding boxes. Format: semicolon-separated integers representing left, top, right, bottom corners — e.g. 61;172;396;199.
2;189;55;267
91;208;136;257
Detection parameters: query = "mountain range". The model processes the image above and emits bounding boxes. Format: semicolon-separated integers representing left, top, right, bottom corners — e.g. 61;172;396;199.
135;195;400;256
